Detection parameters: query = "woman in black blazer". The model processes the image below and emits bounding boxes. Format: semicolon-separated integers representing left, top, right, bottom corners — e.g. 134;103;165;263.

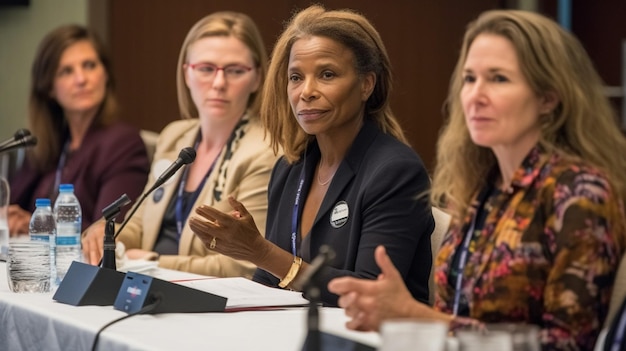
189;4;434;306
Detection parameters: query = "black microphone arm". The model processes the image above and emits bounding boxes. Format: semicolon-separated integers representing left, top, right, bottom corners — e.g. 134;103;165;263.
0;128;31;149
0;135;37;154
295;245;336;290
98;147;196;269
114;147;196;241
144;146;197;195
101;194;132;270
298;245;336;351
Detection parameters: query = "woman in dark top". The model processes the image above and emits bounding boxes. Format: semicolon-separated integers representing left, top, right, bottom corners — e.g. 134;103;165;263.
189;5;434;306
9;25;149;233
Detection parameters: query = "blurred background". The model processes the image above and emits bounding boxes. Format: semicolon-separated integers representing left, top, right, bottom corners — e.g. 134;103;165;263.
1;0;624;173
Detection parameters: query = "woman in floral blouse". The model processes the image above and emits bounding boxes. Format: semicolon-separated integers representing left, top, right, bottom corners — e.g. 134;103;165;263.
329;9;626;351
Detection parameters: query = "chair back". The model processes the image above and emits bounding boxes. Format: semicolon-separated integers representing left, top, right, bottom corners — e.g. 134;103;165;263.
429;207;452;305
140;129;159;164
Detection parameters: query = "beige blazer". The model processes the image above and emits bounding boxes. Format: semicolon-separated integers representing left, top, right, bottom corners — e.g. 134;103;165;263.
117;117;280;278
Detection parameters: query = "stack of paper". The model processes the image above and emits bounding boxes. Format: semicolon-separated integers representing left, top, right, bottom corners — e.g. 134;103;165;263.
176;277;309;310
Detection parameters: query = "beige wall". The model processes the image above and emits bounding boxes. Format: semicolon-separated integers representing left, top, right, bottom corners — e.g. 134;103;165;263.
0;0;87;140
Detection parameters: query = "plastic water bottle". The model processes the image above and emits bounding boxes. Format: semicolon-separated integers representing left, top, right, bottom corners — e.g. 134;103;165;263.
53;184;82;283
29;198;57;285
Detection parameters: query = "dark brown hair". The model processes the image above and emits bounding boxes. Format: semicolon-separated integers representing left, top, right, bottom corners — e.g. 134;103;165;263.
29;24;117;171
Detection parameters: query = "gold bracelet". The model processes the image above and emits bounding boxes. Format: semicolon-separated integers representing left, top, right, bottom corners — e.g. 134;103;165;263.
278;256;303;288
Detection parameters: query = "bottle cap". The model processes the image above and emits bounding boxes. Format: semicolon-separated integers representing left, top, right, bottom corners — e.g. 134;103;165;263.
59;184;74;192
35;198;51;207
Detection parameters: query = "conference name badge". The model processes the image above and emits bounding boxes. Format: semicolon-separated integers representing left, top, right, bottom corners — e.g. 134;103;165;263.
330;201;349;228
153;187;164;203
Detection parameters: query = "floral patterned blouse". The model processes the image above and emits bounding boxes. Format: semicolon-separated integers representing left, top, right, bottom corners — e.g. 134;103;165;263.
434;146;626;350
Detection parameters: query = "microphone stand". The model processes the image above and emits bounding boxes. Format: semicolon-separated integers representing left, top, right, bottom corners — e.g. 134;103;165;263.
53;194;131;306
100;194;131;270
53;148;196;307
296;245;335;351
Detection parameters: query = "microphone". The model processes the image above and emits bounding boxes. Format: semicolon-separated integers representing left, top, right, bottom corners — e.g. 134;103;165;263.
295;245;336;290
113;146;196;241
54;147;198;307
0;135;37;154
0;128;31;149
145;147;196;195
101;194;132;270
297;245;336;351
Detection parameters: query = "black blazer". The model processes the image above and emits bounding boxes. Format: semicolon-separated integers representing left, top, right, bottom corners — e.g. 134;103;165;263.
253;120;434;306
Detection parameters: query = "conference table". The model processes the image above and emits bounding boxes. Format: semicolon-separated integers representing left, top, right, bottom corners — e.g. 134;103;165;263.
0;261;381;350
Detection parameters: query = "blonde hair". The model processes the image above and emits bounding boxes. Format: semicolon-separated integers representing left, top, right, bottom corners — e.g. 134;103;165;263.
432;10;626;222
28;25;117;171
176;11;268;119
261;4;407;163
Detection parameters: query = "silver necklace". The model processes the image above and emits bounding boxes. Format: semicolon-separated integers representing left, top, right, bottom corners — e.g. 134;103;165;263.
317;162;336;186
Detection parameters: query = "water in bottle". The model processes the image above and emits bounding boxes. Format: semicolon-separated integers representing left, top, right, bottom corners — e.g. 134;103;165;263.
29;198;57;286
53;184;82;283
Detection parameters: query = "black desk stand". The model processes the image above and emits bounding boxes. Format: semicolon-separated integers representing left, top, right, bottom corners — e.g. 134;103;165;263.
101;194;131;270
52;194;131;306
101;217;117;270
300;246;336;351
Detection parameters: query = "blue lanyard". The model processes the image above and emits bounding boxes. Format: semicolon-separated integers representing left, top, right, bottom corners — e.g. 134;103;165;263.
451;186;494;315
53;140;70;195
452;215;477;315
290;167;306;257
175;142;219;239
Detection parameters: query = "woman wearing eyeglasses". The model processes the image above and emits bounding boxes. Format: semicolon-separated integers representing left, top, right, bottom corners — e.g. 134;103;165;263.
82;11;280;278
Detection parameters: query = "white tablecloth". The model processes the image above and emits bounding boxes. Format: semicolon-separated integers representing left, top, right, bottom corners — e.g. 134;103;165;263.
0;262;381;350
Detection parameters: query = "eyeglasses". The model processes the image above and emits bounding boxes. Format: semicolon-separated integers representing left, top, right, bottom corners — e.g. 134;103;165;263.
186;62;254;81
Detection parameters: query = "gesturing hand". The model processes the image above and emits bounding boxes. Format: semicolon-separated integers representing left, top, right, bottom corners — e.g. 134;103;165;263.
81;220;106;265
8;205;31;236
189;196;270;263
328;245;427;331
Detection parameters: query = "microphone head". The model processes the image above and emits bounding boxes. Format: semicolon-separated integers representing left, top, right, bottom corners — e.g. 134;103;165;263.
24;136;38;147
14;128;31;139
179;147;196;164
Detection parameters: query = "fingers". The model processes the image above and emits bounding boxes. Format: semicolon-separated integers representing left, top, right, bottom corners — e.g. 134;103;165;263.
337;290;358;309
328;277;355;295
8;205;31;235
81;222;105;265
194;205;220;223
328;275;371;295
227;196;250;217
188;217;222;249
345;311;367;331
374;245;402;280
337;291;364;330
82;236;103;265
188;217;209;237
338;292;378;332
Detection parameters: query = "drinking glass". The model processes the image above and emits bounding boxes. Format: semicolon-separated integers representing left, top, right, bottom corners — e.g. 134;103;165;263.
380;318;448;351
456;323;540;351
457;329;512;351
6;240;51;293
483;323;540;351
0;176;9;261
